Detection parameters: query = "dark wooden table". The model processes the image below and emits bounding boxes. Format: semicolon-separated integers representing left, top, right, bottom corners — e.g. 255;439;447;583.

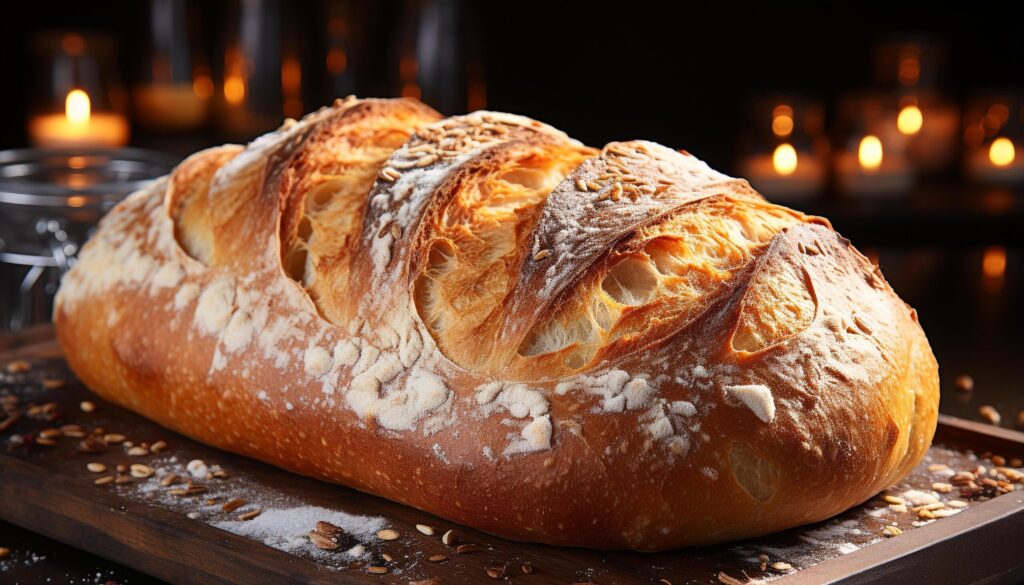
2;327;1023;585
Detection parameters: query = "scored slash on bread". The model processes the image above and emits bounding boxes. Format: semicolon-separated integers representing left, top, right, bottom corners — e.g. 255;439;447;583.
55;96;939;551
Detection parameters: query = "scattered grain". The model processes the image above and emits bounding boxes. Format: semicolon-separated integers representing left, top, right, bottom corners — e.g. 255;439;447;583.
882;525;903;537
533;249;550;261
114;476;134;485
932;482;953;494
455;543;479;554
367;566;389;574
5;359;30;373
376;529;399;541
93;475;115;485
104;433;126;444
428;554;448;562
86;462;106;473
130;464;155;478
237;509;262;521
127;446;149;456
882;495;905;505
953;375;974;392
309;531;339;550
979;405;1001;425
486;564;506;579
441;529;457;545
717;572;744;585
521;562;534;574
771;562;793;571
150;440;168;454
415;524;434;536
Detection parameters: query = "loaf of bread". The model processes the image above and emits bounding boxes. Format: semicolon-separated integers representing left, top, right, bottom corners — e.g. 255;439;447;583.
55;97;939;551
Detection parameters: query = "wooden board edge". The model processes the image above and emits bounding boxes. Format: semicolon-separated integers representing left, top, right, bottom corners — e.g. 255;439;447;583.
0;455;371;585
777;481;1024;584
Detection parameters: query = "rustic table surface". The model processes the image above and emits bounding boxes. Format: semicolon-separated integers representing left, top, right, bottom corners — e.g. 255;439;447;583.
1;328;1023;585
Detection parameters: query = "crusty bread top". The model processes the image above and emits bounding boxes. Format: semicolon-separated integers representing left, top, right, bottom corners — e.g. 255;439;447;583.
56;97;938;549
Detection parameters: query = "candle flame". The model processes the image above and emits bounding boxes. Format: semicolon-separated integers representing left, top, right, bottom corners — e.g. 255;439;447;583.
772;143;798;175
66;89;91;125
858;135;883;170
897;105;923;135
982;246;1006;279
989;137;1016;167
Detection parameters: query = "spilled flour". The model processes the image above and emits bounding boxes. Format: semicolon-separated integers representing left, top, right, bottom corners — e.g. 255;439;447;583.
215;505;385;558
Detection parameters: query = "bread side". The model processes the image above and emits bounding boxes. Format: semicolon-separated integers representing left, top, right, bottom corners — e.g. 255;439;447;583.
55;97;939;550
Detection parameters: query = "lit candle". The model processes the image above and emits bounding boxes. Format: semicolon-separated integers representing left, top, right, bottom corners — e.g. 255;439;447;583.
835;134;913;196
28;89;129;149
740;142;825;202
967;137;1024;184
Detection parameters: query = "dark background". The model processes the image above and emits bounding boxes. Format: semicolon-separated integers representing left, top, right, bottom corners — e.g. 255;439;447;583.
2;3;1023;170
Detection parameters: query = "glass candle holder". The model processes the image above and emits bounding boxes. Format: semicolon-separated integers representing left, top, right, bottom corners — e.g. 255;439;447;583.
737;95;827;203
27;32;130;149
963;92;1024;185
133;0;210;131
834;92;915;198
0;148;176;331
216;0;285;139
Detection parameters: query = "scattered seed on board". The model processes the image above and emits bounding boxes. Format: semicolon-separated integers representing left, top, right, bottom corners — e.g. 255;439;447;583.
521;562;534;574
381;553;393;562
954;375;974;392
441;529;456;545
221;498;247;513
316;520;343;537
376;529;399;541
130;464;155;478
717;572;745;585
485;564;506;579
882;495;904;505
455;543;479;554
86;462;106;473
79;401;95;413
772;562;793;571
533;249;550;261
114;476;134;485
159;474;177;487
882;525;903;537
367;566;389;574
932;482;953;493
127;446;149;456
308;531;339;550
94;475;115;485
104;433;126;444
979;405;1001;425
416;524;434;536
150;440;167;454
237;510;262;521
428;555;448;563
758;553;769;571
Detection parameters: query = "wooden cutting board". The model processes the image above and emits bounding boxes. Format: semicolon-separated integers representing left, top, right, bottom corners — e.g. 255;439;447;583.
1;327;1023;585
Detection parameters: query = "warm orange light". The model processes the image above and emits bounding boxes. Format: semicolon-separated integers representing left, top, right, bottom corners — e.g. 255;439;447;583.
224;75;245;104
65;89;90;124
326;48;347;74
897;105;923;135
989;137;1016;167
193;70;214;100
67;195;87;207
982;246;1007;279
772;143;798;175
223;47;246;105
858;135;883;170
282;57;301;92
898;57;920;86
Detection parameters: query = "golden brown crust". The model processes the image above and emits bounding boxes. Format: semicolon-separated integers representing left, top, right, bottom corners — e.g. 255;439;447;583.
55;98;939;551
